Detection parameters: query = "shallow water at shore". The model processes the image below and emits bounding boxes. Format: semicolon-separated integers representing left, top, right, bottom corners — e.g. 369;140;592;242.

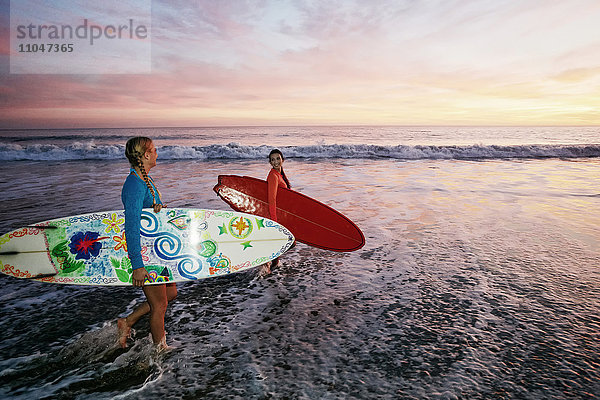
0;156;599;399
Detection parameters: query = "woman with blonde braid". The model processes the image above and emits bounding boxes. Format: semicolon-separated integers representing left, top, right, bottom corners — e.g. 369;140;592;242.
117;137;177;349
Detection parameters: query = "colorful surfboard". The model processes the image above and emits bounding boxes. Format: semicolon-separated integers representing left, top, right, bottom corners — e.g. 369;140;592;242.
0;208;294;286
213;175;365;252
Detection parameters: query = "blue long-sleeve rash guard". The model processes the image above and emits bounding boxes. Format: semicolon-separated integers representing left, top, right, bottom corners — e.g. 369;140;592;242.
121;169;162;270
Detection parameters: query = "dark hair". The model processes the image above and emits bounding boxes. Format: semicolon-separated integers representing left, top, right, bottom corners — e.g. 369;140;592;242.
268;149;291;189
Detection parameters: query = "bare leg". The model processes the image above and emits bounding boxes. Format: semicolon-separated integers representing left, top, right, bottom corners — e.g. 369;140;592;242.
143;284;167;344
165;282;177;302
143;283;178;345
117;283;177;348
118;302;149;348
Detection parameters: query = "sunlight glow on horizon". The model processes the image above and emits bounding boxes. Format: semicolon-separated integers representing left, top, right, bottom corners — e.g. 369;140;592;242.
2;0;600;129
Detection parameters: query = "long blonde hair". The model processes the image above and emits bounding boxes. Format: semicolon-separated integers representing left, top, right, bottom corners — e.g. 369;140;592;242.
125;136;160;205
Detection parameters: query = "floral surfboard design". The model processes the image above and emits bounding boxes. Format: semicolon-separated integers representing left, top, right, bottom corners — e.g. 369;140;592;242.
0;208;294;286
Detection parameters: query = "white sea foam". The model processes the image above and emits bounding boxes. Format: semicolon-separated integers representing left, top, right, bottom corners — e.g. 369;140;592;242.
1;142;598;161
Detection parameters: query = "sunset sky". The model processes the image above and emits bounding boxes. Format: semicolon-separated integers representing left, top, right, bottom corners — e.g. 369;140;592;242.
1;0;600;128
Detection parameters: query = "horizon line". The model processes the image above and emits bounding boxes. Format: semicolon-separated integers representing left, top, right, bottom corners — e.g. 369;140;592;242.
1;123;599;131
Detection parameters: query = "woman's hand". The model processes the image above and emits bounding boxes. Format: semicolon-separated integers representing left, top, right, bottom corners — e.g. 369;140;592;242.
132;267;149;287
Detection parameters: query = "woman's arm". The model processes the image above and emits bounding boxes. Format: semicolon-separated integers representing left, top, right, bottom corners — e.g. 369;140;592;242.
122;178;146;270
267;170;279;222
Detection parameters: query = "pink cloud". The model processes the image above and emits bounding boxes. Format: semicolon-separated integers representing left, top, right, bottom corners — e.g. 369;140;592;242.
2;1;600;128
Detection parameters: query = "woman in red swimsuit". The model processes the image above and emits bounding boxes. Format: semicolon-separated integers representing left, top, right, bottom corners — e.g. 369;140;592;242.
267;149;291;221
263;149;291;274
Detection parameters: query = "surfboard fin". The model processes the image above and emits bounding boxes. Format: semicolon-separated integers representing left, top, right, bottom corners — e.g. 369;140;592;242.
0;250;47;255
23;272;59;279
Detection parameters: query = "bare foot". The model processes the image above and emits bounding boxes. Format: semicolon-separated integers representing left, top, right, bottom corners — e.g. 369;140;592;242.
259;261;271;276
117;318;131;348
154;335;173;354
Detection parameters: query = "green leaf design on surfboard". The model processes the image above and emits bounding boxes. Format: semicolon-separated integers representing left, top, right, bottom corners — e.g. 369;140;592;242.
51;240;85;274
112;256;132;283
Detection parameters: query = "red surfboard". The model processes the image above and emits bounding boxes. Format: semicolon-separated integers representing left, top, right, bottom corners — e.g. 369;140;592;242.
213;175;365;252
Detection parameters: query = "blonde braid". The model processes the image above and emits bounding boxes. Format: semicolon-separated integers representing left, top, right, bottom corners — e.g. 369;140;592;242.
136;155;156;205
125;136;159;206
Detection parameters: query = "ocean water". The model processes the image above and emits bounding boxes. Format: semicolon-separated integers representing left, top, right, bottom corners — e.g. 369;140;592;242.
0;126;599;399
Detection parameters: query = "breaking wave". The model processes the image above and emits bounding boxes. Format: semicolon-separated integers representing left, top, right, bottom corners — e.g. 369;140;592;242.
0;142;599;161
